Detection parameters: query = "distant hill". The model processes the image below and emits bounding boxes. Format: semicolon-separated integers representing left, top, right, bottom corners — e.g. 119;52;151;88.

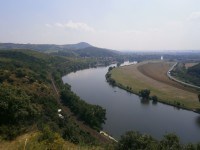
62;42;92;49
0;42;93;52
73;46;119;57
0;42;120;58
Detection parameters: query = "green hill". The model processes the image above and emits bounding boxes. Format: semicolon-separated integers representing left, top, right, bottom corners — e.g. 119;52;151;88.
187;63;200;78
74;46;119;57
0;42;92;52
0;42;121;58
0;49;110;149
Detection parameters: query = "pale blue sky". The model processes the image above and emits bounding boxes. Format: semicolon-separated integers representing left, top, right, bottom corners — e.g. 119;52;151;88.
1;0;200;50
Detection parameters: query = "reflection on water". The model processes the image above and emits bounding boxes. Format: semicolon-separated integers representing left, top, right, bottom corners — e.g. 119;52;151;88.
140;99;150;105
62;62;200;144
195;116;200;127
152;100;158;105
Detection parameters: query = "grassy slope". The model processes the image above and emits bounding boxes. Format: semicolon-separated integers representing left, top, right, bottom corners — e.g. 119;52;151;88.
0;131;104;150
111;61;200;110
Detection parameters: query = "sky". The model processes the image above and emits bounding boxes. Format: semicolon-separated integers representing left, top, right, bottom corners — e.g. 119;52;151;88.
1;0;200;51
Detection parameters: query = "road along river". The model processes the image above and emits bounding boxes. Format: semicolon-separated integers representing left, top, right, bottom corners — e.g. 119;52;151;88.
62;62;200;144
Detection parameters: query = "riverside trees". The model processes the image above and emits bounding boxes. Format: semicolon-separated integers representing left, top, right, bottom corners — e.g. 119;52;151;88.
116;131;200;150
139;89;150;100
198;94;200;102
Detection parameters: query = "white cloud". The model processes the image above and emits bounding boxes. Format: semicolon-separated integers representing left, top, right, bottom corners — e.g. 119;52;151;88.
55;21;95;32
55;22;64;27
188;12;200;21
45;24;52;28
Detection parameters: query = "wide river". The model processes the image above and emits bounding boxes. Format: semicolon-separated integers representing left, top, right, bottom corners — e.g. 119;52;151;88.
62;62;200;144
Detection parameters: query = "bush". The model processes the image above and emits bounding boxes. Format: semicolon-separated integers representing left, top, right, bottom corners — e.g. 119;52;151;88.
151;95;158;102
116;131;158;150
139;89;150;100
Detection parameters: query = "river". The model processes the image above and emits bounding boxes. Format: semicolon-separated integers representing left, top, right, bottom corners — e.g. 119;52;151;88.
62;62;200;144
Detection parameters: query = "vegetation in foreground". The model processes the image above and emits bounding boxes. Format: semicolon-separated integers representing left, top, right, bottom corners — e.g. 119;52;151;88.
0;49;110;149
116;131;200;150
107;61;200;111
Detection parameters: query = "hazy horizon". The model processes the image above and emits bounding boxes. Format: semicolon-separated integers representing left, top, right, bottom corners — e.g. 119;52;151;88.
1;0;200;51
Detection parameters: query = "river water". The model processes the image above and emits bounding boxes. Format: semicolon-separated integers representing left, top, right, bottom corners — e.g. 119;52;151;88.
62;62;200;143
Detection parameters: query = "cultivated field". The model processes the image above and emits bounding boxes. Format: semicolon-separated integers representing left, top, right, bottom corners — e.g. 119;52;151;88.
111;61;200;110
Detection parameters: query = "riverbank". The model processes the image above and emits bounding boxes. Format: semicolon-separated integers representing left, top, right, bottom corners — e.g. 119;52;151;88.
107;60;200;112
63;62;200;143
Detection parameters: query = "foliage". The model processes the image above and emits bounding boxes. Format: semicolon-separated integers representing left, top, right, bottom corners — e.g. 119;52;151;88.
151;95;158;102
0;50;104;146
106;67;117;86
116;131;200;150
61;86;106;130
172;62;200;87
108;66;115;72
198;94;200;103
187;63;200;78
38;125;64;149
139;89;151;100
50;55;107;130
159;133;181;150
116;131;158;150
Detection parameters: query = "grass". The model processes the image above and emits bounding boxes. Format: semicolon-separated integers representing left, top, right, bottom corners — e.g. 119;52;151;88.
110;60;200;110
0;131;106;150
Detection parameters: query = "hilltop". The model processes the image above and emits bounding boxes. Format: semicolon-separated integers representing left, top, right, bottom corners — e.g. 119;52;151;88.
0;42;120;58
0;42;92;52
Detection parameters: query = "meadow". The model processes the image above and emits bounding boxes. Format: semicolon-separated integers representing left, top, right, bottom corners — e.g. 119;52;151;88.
110;61;200;110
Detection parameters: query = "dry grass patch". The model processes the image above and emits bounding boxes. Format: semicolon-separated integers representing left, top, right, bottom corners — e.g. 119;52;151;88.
0;131;105;150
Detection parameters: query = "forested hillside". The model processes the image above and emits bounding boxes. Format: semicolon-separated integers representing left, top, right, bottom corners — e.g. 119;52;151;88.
0;42;120;58
188;63;200;78
0;49;109;149
0;42;92;52
172;62;200;87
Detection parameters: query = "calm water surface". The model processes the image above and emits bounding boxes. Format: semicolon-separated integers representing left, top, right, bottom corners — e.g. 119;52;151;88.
62;62;200;143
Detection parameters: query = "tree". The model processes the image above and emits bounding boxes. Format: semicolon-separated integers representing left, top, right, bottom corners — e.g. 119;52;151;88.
116;131;158;150
139;89;150;100
184;143;196;150
152;95;158;102
108;66;115;72
159;133;181;150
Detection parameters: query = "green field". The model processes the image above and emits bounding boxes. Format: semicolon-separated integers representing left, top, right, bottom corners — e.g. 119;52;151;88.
110;61;200;110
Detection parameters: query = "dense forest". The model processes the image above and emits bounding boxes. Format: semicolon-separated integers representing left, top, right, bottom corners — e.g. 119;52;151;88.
188;63;200;78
